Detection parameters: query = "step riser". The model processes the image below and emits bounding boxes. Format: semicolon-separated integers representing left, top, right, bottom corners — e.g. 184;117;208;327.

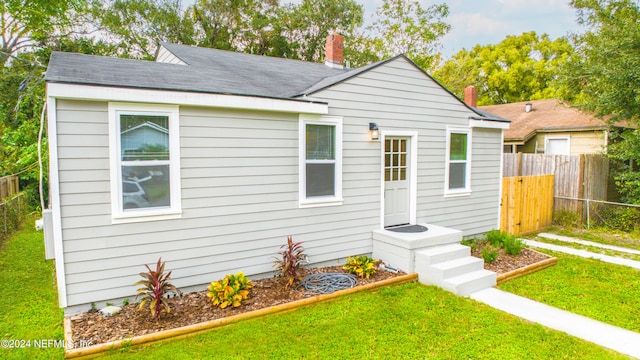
444;272;497;296
417;246;470;265
431;259;485;279
415;247;496;296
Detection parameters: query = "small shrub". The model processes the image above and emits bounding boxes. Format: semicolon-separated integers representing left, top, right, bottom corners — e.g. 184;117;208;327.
343;255;377;279
207;272;253;309
502;235;525;256
461;238;478;253
481;246;499;263
135;257;181;321
273;236;307;287
485;229;505;247
593;205;640;232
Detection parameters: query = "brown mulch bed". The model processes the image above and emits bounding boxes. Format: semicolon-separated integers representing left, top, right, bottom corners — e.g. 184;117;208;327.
471;244;551;274
70;266;405;346
71;248;551;347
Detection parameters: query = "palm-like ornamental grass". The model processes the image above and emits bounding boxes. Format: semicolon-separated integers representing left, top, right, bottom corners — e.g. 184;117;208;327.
135;257;181;321
274;236;307;287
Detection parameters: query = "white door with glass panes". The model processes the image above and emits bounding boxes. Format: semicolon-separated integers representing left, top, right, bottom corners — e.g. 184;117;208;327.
384;137;410;227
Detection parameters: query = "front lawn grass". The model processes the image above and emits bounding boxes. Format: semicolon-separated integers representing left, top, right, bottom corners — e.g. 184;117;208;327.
500;250;640;333
0;218;64;360
0;223;630;359
101;282;626;359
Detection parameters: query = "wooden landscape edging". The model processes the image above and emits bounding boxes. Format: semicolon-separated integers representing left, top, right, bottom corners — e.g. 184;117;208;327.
64;273;418;359
496;249;558;284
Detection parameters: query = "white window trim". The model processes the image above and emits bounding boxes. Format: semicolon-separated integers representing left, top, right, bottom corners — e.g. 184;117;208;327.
108;102;182;223
544;136;571;155
299;114;343;208
445;126;472;197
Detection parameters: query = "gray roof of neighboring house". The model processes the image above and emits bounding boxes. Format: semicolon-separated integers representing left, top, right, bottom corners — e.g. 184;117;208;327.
45;42;507;122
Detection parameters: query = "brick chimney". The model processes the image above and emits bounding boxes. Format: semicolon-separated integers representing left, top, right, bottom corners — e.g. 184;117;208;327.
324;34;344;69
464;85;478;107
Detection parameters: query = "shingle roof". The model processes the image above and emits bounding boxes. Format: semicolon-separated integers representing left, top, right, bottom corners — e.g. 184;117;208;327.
46;43;356;101
479;99;624;141
46;42;507;123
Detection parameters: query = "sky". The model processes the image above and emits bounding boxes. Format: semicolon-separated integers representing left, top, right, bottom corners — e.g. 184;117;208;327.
436;0;584;58
349;0;584;58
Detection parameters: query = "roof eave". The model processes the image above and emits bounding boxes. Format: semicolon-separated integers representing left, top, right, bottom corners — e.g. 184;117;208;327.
46;82;329;115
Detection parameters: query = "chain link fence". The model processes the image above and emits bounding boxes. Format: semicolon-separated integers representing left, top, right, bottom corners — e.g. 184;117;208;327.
554;196;640;232
0;193;28;245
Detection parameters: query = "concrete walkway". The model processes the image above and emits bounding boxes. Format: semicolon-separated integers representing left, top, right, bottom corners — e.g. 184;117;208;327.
523;239;640;270
538;232;640;256
470;235;640;358
470;288;640;359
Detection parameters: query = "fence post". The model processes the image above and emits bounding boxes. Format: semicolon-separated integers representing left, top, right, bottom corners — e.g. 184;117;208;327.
586;199;590;230
2;203;6;235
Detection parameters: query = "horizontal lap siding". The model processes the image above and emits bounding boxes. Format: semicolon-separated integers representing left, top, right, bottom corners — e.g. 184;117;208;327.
56;57;502;308
314;58;502;237
56;101;378;307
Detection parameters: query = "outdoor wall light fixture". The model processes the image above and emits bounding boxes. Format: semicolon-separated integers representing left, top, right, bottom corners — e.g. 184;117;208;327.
369;122;379;141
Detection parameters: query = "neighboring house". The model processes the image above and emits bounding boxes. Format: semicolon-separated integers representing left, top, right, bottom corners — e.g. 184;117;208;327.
45;35;508;313
477;98;627;155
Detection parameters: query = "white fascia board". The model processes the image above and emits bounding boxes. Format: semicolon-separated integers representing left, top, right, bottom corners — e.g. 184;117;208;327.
46;96;68;308
47;83;329;115
469;118;510;129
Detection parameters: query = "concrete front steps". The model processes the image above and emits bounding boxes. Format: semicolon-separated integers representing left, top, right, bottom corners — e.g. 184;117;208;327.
415;244;496;296
372;224;496;296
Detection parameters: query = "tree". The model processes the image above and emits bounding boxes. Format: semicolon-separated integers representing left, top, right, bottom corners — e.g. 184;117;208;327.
0;0;83;66
433;32;573;105
189;0;295;57
561;0;640;123
560;0;640;204
368;0;450;70
90;0;195;59
285;0;364;62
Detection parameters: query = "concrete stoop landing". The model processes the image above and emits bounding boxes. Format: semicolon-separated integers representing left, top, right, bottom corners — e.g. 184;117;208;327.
372;224;496;296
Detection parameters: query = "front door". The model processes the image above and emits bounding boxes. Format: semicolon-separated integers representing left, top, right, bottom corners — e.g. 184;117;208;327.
384;137;411;227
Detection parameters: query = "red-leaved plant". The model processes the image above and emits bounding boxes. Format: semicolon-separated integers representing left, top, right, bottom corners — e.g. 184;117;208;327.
135;257;181;321
273;236;307;287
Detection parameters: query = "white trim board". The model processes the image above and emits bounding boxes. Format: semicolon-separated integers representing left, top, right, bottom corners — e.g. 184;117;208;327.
46;96;68;307
47;83;329;115
379;131;418;229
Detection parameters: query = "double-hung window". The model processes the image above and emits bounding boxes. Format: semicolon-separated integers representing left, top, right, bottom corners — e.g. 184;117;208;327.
445;127;471;195
299;115;343;207
109;103;181;222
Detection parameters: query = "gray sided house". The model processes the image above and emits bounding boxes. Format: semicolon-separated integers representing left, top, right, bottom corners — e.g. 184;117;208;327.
45;35;509;313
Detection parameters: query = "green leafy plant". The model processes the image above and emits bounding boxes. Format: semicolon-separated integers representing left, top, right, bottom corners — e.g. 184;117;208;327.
481;246;499;263
485;229;506;247
343;255;377;279
461;238;478;253
502;235;525;256
273;236;307;287
135;257;181;321
484;229;524;256
122;298;130;306
207;272;253;309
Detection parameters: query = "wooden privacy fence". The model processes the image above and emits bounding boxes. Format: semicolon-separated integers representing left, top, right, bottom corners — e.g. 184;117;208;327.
501;174;554;235
503;153;609;212
0;175;19;199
